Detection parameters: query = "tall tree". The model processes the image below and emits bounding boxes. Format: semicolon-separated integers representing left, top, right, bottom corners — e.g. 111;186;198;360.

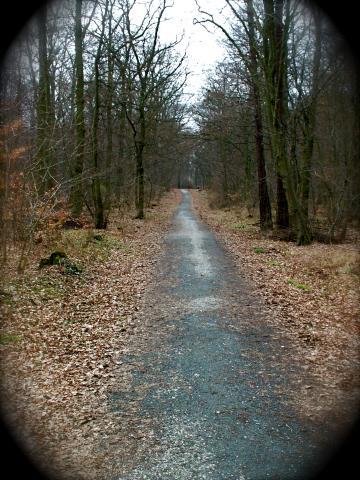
262;0;314;243
246;0;273;230
90;0;109;229
124;0;185;219
196;0;273;230
69;0;85;218
36;4;54;194
262;0;289;230
298;9;322;236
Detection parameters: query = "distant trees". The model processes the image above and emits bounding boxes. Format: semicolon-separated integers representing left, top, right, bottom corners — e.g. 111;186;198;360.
0;0;358;274
123;0;186;218
0;0;187;242
193;63;257;210
194;0;359;244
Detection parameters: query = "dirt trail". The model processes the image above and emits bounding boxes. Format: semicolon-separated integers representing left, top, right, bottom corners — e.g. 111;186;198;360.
107;190;339;480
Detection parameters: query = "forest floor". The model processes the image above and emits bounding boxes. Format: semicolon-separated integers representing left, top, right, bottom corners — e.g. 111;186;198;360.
0;189;181;479
0;188;359;480
191;190;360;428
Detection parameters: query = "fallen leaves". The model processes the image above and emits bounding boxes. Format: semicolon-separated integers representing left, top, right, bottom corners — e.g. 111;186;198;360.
0;189;181;480
1;188;358;477
191;189;360;431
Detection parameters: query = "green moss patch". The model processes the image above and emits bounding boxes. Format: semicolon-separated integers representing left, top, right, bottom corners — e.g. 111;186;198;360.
253;247;266;254
232;222;247;230
287;279;312;292
0;290;14;305
59;230;129;262
0;333;22;345
267;259;281;267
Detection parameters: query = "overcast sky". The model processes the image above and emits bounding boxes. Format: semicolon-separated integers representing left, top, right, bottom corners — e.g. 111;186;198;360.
159;0;228;101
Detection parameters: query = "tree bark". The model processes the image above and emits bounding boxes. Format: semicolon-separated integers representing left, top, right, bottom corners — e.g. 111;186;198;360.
276;174;289;228
298;10;322;243
36;4;54;194
91;0;108;229
70;0;85;218
247;0;273;230
92;52;106;229
104;16;114;213
135;97;146;219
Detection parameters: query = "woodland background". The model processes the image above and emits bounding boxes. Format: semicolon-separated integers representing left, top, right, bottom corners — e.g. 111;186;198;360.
0;0;359;280
0;2;359;478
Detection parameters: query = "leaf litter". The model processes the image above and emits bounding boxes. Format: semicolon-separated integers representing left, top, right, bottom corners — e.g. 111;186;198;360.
191;190;360;435
0;190;181;480
1;187;359;478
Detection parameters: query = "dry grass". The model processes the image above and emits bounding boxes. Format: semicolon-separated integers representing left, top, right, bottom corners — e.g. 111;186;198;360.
305;246;359;275
192;189;360;434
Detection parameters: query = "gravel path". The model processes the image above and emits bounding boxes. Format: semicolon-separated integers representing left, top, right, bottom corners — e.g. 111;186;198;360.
109;190;334;480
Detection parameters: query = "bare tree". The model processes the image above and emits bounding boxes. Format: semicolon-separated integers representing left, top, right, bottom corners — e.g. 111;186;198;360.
36;3;54;194
123;0;186;218
195;0;273;230
69;0;86;218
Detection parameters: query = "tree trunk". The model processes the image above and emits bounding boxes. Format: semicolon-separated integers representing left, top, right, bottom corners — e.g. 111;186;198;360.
247;0;273;230
273;0;290;232
104;9;114;213
298;10;322;242
135;148;145;219
36;5;53;194
92;55;106;229
0;71;7;267
116;56;129;199
91;7;107;230
254;95;273;230
134;92;146;219
70;0;85;218
276;174;289;228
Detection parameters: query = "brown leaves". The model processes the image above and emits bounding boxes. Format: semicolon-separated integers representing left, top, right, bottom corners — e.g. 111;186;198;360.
0;189;180;479
192;190;360;428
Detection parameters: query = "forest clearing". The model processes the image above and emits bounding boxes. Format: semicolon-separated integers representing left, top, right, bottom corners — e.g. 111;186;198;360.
0;0;359;479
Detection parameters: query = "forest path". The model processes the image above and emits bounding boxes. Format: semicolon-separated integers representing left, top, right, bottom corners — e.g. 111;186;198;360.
109;190;331;480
